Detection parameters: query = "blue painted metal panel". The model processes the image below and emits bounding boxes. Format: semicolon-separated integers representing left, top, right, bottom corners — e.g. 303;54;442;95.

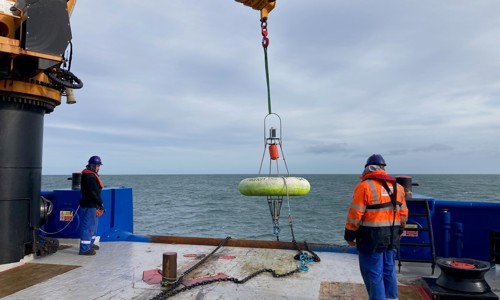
399;195;500;263
101;228;150;242
432;200;500;262
110;187;133;233
94;188;111;236
43;187;134;239
44;189;81;238
400;196;435;261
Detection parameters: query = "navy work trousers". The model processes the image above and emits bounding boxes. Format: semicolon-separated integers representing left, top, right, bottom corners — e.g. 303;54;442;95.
358;248;398;300
79;207;98;253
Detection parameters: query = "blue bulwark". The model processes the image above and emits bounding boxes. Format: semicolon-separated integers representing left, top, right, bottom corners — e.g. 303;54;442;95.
43;187;137;241
399;194;500;264
110;187;134;234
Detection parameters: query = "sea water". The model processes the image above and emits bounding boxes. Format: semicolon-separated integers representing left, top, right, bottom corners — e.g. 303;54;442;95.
42;174;500;245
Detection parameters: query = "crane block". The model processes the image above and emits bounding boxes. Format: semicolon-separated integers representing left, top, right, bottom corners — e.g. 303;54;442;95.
235;0;276;19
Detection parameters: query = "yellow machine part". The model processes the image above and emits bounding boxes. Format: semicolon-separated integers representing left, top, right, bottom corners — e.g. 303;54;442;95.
67;0;77;16
235;0;276;20
0;73;62;103
0;0;78;109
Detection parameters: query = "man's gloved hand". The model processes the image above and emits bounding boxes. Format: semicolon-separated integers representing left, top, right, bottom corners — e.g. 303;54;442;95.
399;223;406;236
96;206;105;217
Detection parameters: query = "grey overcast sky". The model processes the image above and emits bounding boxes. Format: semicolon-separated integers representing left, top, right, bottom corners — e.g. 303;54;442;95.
42;0;500;175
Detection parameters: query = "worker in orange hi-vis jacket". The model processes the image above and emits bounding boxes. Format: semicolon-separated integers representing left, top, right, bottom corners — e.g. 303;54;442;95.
344;154;408;300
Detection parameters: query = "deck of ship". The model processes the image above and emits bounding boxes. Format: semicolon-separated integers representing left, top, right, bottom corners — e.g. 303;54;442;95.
0;239;498;299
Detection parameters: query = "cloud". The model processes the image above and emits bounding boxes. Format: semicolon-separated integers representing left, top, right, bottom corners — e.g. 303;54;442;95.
304;142;350;154
41;0;500;174
413;143;454;153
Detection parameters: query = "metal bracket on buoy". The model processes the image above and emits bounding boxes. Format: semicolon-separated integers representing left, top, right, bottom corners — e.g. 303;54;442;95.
258;113;291;241
267;195;283;240
259;113;289;176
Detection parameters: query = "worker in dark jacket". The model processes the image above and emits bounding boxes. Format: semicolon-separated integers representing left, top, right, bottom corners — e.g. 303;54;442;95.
79;155;105;255
344;154;408;300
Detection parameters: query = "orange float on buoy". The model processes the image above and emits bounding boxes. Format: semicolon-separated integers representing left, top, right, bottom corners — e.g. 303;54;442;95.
269;144;279;160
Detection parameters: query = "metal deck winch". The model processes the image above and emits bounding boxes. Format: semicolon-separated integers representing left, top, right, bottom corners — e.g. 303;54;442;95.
422;257;498;299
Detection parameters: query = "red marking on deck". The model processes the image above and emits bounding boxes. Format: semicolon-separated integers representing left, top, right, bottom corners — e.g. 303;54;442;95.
183;253;199;257
218;255;236;260
142;269;162;285
181;273;229;286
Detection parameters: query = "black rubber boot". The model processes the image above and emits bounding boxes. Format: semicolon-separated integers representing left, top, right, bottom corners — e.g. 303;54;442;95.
79;249;96;256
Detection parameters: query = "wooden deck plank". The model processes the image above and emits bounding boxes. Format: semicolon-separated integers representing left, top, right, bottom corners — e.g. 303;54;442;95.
0;263;79;298
319;282;430;300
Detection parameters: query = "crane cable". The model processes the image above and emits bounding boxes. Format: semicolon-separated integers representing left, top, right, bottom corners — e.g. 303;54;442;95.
261;18;272;114
235;1;275;114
